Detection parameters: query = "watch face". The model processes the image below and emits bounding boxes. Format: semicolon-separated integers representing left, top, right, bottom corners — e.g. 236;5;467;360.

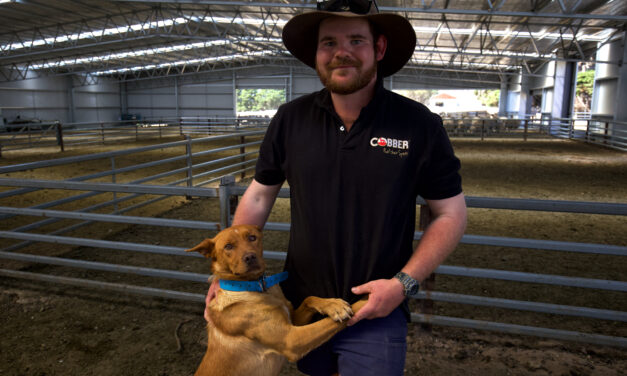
408;283;420;296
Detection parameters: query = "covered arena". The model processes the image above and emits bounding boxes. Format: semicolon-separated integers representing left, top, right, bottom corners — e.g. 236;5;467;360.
1;1;626;375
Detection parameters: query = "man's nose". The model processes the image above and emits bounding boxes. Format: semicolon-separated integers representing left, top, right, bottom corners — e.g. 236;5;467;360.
332;50;353;63
333;40;354;57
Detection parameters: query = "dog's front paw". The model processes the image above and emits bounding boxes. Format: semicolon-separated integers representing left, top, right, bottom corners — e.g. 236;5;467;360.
307;297;353;322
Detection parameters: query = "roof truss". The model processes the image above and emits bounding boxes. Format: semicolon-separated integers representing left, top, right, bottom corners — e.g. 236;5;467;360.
0;0;624;84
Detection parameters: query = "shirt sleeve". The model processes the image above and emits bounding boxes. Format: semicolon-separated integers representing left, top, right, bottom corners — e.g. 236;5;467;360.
254;109;287;186
417;116;463;200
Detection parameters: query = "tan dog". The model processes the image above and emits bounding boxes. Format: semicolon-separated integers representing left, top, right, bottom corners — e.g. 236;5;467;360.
186;224;365;376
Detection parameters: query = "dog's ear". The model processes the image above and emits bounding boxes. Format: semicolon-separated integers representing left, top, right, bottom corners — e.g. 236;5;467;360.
185;238;215;258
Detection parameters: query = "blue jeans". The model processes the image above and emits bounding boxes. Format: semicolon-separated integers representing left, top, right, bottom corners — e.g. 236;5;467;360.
297;306;408;376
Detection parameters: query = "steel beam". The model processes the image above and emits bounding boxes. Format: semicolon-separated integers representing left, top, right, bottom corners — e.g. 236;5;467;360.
109;1;627;21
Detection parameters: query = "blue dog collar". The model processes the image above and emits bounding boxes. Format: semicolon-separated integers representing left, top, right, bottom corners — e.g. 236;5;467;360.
219;271;288;292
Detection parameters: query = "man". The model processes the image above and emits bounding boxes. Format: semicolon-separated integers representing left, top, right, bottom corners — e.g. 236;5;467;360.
210;1;467;374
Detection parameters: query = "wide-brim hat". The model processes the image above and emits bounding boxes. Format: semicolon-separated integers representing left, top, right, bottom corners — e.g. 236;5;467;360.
282;4;416;77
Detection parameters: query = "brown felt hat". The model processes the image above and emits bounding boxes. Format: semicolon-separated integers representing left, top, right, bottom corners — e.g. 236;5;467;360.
282;1;416;77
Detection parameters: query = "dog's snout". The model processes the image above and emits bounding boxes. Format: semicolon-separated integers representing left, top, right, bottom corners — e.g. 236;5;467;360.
243;252;258;265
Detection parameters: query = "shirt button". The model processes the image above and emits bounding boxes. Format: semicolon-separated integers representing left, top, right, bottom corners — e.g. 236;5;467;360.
340;126;345;131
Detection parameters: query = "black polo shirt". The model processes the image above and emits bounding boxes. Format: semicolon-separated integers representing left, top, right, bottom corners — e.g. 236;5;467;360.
255;80;462;307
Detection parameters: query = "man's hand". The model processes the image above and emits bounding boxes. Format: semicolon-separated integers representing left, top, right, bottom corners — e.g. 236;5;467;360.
204;277;220;322
347;278;405;326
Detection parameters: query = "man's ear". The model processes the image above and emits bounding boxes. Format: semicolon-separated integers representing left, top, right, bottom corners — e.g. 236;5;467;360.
185;238;215;259
375;34;387;62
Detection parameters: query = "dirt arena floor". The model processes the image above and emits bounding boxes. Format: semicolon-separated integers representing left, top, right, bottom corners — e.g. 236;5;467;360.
0;137;626;375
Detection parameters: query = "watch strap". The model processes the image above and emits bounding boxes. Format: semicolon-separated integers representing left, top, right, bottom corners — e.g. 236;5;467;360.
394;271;420;297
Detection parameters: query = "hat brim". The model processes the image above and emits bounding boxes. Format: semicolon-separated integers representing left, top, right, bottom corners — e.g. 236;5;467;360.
282;11;416;77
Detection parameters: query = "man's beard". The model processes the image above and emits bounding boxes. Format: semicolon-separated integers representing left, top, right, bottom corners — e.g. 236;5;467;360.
316;56;378;95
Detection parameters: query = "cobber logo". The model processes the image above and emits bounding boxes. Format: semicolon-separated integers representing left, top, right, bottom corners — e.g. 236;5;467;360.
370;137;410;150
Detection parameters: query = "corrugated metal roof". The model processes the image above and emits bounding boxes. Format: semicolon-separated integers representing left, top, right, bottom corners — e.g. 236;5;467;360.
0;0;624;83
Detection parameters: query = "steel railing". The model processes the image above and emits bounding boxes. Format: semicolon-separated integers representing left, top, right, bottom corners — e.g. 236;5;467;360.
3;116;626;155
0;135;625;348
0;131;262;254
0;117;268;155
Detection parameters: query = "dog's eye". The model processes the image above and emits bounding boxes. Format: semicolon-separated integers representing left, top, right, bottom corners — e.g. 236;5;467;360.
224;243;234;251
248;235;257;242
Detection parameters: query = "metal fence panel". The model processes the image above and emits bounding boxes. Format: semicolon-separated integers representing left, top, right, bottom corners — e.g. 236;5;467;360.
0;132;625;348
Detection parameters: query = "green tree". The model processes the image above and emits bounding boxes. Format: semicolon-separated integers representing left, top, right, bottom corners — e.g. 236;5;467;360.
237;89;257;112
474;89;500;107
575;70;594;111
237;89;285;112
255;89;285;110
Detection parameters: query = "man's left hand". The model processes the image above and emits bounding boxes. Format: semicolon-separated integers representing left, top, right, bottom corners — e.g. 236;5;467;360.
347;278;405;326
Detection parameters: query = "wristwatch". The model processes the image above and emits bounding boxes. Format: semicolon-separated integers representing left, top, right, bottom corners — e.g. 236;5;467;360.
394;272;420;297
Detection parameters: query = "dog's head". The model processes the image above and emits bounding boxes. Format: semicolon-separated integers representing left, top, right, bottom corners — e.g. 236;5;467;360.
186;224;265;281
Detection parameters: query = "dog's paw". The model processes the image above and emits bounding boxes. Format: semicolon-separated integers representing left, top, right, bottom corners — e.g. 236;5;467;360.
309;298;354;322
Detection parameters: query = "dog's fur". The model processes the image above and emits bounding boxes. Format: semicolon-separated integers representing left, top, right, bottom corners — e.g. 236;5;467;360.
186;225;365;376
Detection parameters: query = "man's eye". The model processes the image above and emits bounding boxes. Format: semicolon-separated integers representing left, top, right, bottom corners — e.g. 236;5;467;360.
248;235;257;242
224;243;234;251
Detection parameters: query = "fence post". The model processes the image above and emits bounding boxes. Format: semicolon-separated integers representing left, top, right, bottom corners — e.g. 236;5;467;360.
524;119;528;141
100;123;105;144
111;157;118;213
185;135;193;199
418;204;435;332
481;119;485;141
240;135;246;180
219;175;236;229
56;122;65;152
569;119;574;140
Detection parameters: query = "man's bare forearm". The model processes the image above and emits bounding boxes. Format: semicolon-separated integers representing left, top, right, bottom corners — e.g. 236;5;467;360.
401;193;467;282
231;179;282;228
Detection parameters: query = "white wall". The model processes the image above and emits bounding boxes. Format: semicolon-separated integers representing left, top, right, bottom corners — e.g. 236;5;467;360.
73;81;120;123
126;79;236;119
592;38;626;119
0;64;522;125
0;75;120;125
0;76;69;124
